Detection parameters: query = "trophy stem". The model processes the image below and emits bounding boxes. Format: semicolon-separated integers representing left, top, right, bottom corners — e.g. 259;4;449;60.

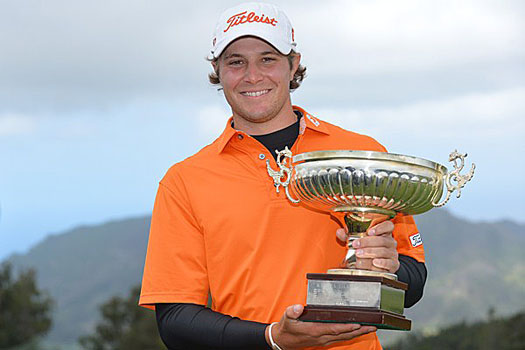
343;214;372;270
328;209;397;280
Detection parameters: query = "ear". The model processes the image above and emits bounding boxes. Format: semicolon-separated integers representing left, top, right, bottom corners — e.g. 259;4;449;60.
211;59;221;82
290;53;301;80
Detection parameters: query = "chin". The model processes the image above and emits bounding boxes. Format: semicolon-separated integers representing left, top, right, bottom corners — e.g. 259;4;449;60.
241;109;277;123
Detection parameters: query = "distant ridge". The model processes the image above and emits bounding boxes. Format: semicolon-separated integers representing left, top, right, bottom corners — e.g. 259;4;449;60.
406;210;524;327
8;216;151;344
6;210;525;347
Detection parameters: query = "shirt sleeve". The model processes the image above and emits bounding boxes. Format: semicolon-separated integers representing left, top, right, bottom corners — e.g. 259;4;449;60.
139;167;209;309
392;213;425;263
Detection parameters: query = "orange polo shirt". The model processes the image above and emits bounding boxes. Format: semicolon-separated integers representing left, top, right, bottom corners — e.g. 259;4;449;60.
139;106;425;350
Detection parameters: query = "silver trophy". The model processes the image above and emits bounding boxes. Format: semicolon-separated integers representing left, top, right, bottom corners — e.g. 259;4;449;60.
267;148;475;330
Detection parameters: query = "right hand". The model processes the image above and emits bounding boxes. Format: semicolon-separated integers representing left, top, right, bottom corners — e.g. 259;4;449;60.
265;304;376;349
336;220;399;274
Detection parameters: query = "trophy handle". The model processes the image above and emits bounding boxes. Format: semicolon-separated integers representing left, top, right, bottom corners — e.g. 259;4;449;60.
433;150;476;207
266;147;300;203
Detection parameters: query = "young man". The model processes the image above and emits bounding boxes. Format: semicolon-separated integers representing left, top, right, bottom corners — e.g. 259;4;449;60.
140;3;426;349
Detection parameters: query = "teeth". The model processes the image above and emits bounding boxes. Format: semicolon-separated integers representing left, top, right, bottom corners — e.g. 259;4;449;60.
242;90;269;97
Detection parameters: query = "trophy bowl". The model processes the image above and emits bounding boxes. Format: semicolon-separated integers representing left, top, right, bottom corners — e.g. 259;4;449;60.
292;150;448;217
266;148;475;330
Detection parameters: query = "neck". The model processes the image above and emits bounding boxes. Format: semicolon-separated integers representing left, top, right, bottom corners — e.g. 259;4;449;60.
232;104;297;136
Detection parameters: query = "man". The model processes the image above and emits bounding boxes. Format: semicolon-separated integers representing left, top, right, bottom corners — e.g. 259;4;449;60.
139;3;426;349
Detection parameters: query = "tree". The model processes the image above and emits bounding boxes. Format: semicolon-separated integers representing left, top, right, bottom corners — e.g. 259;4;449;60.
0;262;53;349
390;309;525;350
79;285;166;350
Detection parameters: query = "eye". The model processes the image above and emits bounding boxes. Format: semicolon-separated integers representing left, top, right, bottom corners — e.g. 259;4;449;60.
227;59;244;66
262;56;276;63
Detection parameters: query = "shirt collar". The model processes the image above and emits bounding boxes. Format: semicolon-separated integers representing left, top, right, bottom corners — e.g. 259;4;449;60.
215;105;330;154
293;105;330;136
215;117;238;154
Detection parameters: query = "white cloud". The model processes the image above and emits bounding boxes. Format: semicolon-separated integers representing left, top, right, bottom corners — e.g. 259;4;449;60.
0;0;523;113
0;114;36;136
296;0;525;74
313;87;525;141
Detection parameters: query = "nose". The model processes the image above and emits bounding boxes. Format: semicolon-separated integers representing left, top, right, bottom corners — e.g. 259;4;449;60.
244;62;263;84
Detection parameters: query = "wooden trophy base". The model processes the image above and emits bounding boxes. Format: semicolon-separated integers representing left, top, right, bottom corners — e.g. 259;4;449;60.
299;306;411;331
298;273;412;331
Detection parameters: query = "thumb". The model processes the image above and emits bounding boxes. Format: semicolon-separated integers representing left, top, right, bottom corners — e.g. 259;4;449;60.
336;228;348;242
285;304;304;320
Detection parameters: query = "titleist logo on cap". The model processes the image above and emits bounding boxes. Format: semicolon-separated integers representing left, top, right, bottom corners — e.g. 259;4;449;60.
224;11;278;32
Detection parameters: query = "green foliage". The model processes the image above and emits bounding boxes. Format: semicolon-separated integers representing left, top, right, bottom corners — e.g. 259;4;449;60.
390;310;525;350
78;285;166;350
0;262;53;349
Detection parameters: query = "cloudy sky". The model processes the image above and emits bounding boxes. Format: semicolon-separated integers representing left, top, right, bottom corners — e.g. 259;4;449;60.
1;0;524;259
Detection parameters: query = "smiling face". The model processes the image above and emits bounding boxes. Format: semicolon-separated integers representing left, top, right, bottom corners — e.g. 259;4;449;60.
213;37;300;135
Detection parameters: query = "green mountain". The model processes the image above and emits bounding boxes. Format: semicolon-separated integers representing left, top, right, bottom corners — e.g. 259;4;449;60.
6;210;525;348
8;217;151;346
406;210;525;328
390;310;525;350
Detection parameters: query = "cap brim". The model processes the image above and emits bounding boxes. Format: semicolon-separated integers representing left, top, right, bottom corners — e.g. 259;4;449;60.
213;29;293;58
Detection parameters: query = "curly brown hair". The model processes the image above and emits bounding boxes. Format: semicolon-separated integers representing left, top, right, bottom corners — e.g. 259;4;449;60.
207;50;307;91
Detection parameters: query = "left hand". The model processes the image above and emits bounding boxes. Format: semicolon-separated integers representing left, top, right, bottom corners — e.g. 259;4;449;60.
336;221;399;273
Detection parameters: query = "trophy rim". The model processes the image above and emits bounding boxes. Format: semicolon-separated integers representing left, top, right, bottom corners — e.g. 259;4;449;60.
292;150;447;173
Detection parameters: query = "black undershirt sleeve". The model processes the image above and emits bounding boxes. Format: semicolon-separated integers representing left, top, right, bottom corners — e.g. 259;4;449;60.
155;303;269;350
156;114;427;348
395;255;428;308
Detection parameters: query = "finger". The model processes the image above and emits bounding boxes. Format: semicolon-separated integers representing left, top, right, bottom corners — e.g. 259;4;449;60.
356;247;398;259
323;326;377;345
356;257;392;272
359;326;377;334
353;236;397;249
372;258;400;272
286;321;361;340
314;322;362;336
355;257;374;270
284;304;304;320
368;220;395;236
336;228;347;242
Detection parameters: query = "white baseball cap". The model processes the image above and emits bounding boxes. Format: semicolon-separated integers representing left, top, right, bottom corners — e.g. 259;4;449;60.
210;2;296;59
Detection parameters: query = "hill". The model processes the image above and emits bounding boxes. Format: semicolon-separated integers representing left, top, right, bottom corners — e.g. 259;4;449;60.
390;309;525;350
6;210;525;348
8;217;151;345
406;210;525;327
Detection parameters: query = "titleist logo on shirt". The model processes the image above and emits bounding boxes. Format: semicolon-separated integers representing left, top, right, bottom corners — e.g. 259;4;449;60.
224;11;278;32
410;233;423;248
